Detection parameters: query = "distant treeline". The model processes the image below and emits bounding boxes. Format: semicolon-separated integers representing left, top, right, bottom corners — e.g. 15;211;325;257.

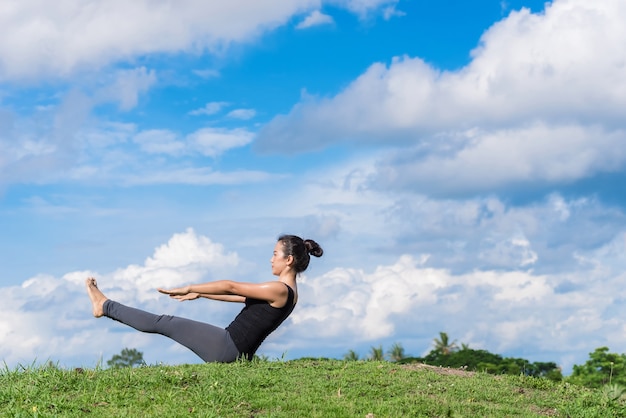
341;332;626;389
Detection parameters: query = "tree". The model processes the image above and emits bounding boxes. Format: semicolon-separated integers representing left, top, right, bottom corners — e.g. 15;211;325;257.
343;350;360;361
422;347;503;369
107;348;145;369
410;337;563;381
433;332;458;355
387;342;406;362
568;347;626;388
369;345;384;361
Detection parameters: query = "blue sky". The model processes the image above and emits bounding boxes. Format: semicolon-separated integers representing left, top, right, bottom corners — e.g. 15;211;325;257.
2;0;626;373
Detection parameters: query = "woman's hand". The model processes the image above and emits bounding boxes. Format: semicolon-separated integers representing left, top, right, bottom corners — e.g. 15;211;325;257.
157;286;191;296
169;292;200;301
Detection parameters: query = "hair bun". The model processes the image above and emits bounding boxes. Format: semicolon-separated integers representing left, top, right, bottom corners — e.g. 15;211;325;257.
304;239;324;258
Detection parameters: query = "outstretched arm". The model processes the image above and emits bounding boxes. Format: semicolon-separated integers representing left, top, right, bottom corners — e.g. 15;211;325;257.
199;294;246;303
167;292;245;303
158;280;288;305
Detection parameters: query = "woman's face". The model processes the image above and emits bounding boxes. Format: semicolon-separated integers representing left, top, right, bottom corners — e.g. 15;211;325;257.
271;241;291;276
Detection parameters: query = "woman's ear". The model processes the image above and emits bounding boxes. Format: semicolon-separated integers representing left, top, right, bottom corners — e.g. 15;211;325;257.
286;255;294;266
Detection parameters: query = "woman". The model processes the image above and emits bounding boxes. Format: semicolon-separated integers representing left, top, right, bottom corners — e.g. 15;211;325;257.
86;235;323;362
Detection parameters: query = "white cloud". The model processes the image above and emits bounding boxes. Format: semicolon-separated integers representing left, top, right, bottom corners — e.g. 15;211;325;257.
192;69;221;79
282;154;625;274
133;129;186;155
122;167;277;186
103;125;255;162
1;95;254;186
287;239;626;371
329;0;400;18
256;0;626;191
108;228;241;302
1;115;261;186
189;101;230;116
0;0;400;82
0;99;87;185
0;66;160;186
478;234;538;268
0;0;319;81
189;127;255;157
1;207;626;371
95;67;157;111
102;125;262;184
4;0;626;375
382;5;405;20
0;229;242;367
296;10;334;29
372;123;626;194
227;108;257;120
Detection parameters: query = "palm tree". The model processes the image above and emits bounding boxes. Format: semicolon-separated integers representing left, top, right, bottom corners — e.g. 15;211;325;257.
343;350;360;361
369;345;384;361
387;342;406;362
433;332;458;355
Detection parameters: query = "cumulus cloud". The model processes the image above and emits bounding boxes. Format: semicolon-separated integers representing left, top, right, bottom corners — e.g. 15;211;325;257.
296;10;334;29
4;0;626;376
1;92;255;186
96;125;263;185
0;66;161;186
0;0;319;81
0;229;242;367
256;0;626;192
0;113;262;187
281;153;626;275
372;123;626;194
131;126;254;158
95;67;158;111
0;96;89;185
189;127;255;157
122;167;277;187
0;0;410;189
130;126;255;157
227;108;257;120
0;0;401;82
108;228;241;302
189;101;230;116
132;129;186;156
288;239;626;371
329;0;400;18
2;220;626;372
382;4;405;20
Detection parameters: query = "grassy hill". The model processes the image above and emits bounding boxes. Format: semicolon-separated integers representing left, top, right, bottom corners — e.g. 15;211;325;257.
1;359;624;417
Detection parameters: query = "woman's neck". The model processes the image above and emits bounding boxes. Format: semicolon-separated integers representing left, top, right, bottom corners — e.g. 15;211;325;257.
279;271;297;285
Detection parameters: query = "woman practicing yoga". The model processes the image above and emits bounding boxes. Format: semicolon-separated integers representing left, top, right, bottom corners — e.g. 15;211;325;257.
86;235;323;362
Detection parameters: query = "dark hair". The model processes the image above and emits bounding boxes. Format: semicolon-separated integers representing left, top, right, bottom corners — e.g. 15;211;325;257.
278;235;323;273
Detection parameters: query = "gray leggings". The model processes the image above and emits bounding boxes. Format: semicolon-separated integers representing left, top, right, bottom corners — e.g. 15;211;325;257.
103;300;240;363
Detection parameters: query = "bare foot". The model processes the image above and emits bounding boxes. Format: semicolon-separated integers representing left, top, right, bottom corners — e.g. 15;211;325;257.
85;277;108;318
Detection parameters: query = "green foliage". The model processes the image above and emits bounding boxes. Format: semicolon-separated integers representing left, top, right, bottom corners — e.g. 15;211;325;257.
602;384;626;402
411;346;563;381
348;333;562;382
568;347;626;388
343;350;360;361
368;345;384;361
106;348;145;369
433;331;458;355
0;359;624;417
387;342;406;362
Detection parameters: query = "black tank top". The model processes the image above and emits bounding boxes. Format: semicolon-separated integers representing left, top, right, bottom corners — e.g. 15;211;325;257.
226;284;295;360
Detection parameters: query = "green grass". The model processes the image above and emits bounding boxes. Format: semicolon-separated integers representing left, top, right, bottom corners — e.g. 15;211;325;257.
1;359;624;417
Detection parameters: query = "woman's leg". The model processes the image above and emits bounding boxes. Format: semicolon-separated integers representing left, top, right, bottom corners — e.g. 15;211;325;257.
86;278;239;363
